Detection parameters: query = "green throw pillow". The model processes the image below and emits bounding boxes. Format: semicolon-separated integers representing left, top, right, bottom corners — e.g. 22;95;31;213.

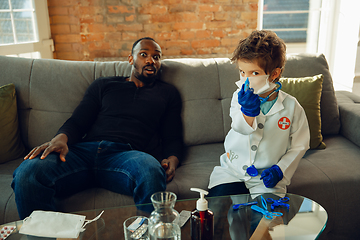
0;83;26;163
279;74;325;149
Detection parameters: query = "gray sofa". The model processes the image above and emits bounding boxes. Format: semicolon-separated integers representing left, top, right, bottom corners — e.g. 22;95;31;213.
1;54;360;240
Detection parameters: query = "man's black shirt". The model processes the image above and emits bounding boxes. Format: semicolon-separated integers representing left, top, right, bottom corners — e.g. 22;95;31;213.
57;76;183;160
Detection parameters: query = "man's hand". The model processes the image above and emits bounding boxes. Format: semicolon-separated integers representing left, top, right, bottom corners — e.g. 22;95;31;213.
24;133;69;162
161;156;179;183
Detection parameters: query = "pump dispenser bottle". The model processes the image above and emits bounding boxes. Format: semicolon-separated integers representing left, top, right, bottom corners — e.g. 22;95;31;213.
190;188;214;240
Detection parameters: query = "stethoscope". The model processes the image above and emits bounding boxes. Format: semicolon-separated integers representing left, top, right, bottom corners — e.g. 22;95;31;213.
246;82;282;177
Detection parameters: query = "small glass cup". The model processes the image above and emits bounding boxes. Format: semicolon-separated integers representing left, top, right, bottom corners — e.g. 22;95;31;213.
123;216;149;240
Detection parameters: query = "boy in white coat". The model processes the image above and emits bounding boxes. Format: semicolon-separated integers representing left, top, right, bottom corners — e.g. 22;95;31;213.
208;30;310;196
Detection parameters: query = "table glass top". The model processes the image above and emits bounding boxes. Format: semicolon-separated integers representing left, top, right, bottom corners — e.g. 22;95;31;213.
2;192;327;240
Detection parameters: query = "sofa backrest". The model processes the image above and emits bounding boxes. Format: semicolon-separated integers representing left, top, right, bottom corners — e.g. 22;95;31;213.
0;53;339;150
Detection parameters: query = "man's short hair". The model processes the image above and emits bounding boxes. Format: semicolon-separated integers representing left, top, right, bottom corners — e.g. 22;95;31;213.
231;30;286;78
131;37;158;55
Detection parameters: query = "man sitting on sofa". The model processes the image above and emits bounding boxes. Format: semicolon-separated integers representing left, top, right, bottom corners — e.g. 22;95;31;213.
11;37;183;219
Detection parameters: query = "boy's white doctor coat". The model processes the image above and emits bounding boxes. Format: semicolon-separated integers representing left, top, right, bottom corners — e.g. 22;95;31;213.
208;89;310;194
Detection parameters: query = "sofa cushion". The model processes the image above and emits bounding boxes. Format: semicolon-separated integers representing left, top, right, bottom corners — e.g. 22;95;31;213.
283;54;340;136
0;83;26;163
280;74;325;149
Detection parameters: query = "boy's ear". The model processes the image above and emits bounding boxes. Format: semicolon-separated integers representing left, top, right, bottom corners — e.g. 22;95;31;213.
270;68;282;80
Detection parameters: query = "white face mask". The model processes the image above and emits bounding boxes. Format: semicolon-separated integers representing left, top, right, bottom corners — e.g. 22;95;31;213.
239;74;276;95
19;210;104;238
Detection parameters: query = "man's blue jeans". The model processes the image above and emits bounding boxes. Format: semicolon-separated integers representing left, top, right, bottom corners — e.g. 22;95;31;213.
11;141;167;219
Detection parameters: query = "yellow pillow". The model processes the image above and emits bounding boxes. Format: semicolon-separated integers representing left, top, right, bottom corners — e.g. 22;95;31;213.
279;74;325;149
0;83;26;163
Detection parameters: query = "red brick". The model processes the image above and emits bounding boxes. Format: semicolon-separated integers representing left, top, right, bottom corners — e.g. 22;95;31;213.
156;32;179;41
241;12;257;20
55;43;72;51
72;43;83;52
88;24;116;33
88;42;111;51
151;14;176;23
221;37;239;47
165;40;190;48
206;21;232;29
249;3;258;11
91;50;118;59
191;39;220;48
51;15;79;24
138;32;156;39
212;47;229;54
138;6;167;14
81;33;105;42
214;12;228;21
105;32;123;41
117;23;143;32
48;0;78;7
107;15;125;23
80;17;95;24
125;15;135;22
181;12;198;22
197;48;211;54
51;25;71;34
162;49;181;56
180;31;195;40
200;0;215;3
108;6;135;14
80;6;103;15
236;22;247;29
54;34;81;43
212;30;226;38
173;22;203;30
138;15;151;23
122;32;138;40
199;13;214;21
180;49;195;55
199;5;221;12
196;30;211;39
223;6;246;12
169;4;196;13
55;51;80;60
112;41;133;51
48;7;68;16
143;23;172;32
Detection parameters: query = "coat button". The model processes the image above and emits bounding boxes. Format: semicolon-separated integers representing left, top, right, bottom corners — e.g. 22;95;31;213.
242;165;248;170
251;145;257;151
258;123;264;129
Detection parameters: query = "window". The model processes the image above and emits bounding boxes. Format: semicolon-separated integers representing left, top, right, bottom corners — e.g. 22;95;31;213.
0;0;53;59
259;0;322;53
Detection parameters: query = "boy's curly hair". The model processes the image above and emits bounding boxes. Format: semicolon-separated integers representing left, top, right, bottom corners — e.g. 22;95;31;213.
231;30;286;81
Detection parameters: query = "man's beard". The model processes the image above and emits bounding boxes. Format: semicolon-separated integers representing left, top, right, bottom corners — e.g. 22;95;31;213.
134;63;161;85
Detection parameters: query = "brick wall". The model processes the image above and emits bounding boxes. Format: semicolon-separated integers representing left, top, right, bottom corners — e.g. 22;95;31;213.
48;0;258;61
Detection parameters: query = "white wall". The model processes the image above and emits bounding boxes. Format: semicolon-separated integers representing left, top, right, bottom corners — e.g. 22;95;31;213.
318;0;360;91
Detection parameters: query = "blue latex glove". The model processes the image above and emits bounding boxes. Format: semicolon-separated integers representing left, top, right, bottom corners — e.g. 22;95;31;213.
260;165;283;188
237;78;261;117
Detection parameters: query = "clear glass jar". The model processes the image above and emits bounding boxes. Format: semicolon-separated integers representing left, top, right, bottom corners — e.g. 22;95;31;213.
148;191;181;240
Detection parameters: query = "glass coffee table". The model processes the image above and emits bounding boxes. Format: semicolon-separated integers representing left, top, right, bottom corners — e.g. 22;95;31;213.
1;193;327;240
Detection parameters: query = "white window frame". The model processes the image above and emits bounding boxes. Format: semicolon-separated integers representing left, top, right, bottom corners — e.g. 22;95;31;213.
0;0;53;59
258;0;360;91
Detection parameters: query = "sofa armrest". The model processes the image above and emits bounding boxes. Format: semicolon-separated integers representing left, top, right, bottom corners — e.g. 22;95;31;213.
335;91;360;147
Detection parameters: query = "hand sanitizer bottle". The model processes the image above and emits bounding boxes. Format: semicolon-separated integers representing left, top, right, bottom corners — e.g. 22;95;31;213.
190;188;214;240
